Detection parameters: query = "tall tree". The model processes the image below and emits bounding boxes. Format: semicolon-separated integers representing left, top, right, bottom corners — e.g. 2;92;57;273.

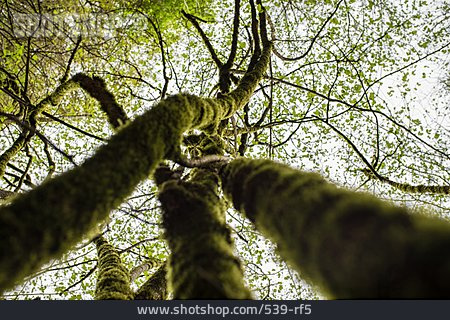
0;0;449;299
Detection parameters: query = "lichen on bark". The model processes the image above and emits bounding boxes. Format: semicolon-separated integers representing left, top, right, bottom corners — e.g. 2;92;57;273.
221;158;450;298
159;168;252;299
361;169;450;195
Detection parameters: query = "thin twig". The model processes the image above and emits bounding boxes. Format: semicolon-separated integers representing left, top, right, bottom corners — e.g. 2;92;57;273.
59;264;97;296
42;111;107;142
14;145;33;192
269;0;344;61
61;36;82;83
0;112;77;166
181;10;223;68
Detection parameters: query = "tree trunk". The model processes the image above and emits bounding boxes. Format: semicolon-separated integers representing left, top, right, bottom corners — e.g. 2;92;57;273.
158;167;252;299
220;158;450;298
94;236;133;300
0;42;271;293
134;264;168;300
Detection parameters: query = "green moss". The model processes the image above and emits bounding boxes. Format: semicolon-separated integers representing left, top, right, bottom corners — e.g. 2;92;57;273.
221;158;450;298
94;236;133;300
0;98;179;292
362;169;449;195
391;183;450;194
159;168;252;299
72;74;129;130
32;79;79;116
0;95;245;292
0;133;27;180
0;78;80;181
218;42;272;119
0;38;270;293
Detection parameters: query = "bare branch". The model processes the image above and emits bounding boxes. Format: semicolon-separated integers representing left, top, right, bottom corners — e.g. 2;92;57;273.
270;0;344;61
181;10;223;68
175;154;231;169
61;36;82;83
42;111;107;142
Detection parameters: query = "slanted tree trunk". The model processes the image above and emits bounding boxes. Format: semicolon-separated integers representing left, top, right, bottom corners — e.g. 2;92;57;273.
220;158;450;298
0;35;271;292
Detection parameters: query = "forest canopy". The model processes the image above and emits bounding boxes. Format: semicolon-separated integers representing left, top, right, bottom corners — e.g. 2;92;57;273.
0;0;449;299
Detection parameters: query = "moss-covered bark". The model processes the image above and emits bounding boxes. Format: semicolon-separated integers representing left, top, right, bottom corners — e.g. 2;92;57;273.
0;40;271;292
361;169;450;195
72;74;129;129
381;179;449;194
0;73;126;181
32;80;79;115
32;74;128;130
134;264;168;300
221;158;450;298
159;168;252;299
0;133;27;180
94;236;133;300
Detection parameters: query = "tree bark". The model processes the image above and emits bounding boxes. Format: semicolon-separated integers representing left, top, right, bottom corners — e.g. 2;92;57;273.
94;236;133;300
159;168;252;299
134;264;168;300
220;158;450;298
0;41;271;293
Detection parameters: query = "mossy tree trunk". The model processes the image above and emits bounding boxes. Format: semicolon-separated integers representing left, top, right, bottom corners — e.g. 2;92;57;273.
158;167;252;299
3;2;448;299
94;236;134;300
220;158;450;298
0;31;271;292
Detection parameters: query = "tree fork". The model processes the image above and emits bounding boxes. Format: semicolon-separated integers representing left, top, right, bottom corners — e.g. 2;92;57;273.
134;264;168;300
220;158;450;298
0;38;271;292
0;73;126;181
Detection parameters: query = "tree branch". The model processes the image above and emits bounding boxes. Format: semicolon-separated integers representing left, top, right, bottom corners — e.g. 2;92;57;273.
361;169;450;195
181;10;223;69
